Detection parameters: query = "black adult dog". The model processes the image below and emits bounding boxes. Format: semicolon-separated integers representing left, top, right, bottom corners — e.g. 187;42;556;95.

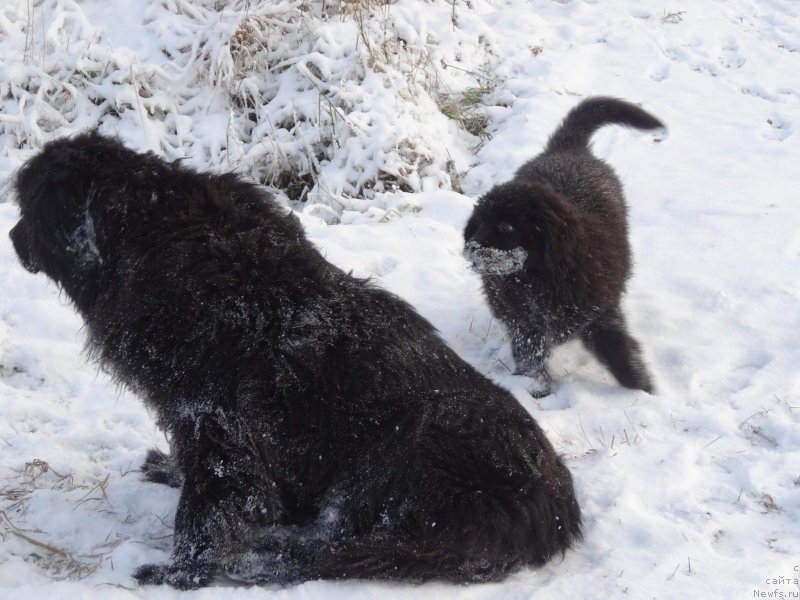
464;97;662;396
9;133;581;589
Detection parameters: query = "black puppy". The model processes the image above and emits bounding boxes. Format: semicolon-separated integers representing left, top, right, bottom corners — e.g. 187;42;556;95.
9;133;581;589
464;97;662;396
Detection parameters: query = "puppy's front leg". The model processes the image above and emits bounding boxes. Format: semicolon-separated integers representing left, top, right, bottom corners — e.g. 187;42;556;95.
509;325;552;397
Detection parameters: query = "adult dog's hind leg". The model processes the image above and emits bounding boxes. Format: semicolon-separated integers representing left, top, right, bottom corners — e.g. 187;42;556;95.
222;534;327;584
582;312;654;393
313;395;581;583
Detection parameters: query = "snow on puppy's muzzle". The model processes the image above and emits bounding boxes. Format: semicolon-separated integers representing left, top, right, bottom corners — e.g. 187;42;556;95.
464;241;527;276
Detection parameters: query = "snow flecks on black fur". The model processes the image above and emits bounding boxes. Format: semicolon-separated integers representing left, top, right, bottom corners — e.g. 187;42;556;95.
66;206;103;269
9;132;581;589
464;97;660;396
464;241;528;276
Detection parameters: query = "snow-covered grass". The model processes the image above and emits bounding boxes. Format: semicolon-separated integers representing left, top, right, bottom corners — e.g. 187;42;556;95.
1;0;799;598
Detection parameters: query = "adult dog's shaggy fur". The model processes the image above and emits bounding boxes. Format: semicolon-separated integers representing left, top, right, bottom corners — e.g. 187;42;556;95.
464;97;662;396
9;133;581;589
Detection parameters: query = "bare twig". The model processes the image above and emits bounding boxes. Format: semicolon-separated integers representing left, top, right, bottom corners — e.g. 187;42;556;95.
740;408;770;427
494;359;512;373
74;474;112;510
10;531;68;557
482;318;493;342
667;562;680;580
578;414;595;450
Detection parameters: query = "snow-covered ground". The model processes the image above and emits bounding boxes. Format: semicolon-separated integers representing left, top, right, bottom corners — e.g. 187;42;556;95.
1;0;798;598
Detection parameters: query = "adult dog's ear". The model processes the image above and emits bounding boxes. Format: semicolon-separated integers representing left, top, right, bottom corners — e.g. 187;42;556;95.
62;196;103;270
50;184;104;271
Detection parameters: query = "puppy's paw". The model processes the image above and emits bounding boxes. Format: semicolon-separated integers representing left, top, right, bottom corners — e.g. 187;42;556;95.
513;365;553;398
133;561;211;589
525;379;553;398
633;373;655;395
617;359;656;395
141;448;183;488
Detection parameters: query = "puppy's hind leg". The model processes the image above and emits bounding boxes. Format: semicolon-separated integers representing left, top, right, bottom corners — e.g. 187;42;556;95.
582;312;654;393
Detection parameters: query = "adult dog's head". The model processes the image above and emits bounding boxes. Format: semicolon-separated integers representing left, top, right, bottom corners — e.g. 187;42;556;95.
463;181;582;279
8;133;145;313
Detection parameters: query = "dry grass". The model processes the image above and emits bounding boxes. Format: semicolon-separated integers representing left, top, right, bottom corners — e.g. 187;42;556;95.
760;493;780;513
340;0;393;18
2;0;498;212
662;10;685;24
438;85;493;140
0;459;123;580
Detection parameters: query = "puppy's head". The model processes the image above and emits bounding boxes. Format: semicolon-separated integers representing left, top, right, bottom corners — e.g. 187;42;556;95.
463;181;581;277
9;133;132;309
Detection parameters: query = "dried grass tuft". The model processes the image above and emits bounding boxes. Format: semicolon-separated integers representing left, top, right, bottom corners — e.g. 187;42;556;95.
438;85;493;141
1;459;122;580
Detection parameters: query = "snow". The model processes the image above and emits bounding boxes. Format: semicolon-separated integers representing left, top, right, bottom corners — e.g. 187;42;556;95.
1;0;799;598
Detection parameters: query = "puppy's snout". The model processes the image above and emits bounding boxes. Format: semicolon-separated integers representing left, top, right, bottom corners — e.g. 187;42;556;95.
9;222;40;274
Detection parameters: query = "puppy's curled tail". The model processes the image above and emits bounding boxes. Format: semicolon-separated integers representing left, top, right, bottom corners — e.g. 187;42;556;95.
545;96;664;153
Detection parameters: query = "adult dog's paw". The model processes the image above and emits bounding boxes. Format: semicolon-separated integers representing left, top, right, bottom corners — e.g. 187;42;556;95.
140;448;183;488
133;562;210;589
